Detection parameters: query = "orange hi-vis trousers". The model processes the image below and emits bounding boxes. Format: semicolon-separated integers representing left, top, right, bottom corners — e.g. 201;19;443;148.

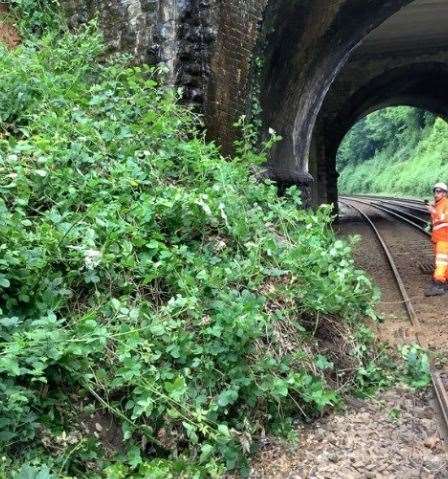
434;241;448;283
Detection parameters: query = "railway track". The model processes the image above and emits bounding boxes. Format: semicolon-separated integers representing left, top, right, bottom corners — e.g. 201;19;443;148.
346;194;429;220
375;198;428;214
349;193;425;206
340;196;448;439
341;195;429;236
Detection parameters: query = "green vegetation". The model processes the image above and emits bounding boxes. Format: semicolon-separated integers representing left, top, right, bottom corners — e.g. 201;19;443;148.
0;4;431;478
338;106;448;197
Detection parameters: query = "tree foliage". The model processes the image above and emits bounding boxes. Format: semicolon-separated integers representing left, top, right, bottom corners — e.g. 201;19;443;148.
337;107;435;170
337;106;448;197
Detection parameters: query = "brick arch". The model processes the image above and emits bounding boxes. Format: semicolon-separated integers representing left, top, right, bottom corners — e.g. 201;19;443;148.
253;0;413;194
62;0;429;205
312;58;448;206
324;62;448;165
200;0;414;191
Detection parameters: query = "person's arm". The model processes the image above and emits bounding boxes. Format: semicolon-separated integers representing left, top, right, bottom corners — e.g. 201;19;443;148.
426;201;436;215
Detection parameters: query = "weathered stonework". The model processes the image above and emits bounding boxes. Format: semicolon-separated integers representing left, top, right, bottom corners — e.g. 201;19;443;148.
176;0;218;109
204;0;267;149
61;0;217;106
62;0;159;63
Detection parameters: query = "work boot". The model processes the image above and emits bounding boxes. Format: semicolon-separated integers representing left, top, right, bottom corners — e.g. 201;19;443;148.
424;280;447;297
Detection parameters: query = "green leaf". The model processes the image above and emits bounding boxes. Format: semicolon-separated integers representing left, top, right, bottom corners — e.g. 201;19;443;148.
13;465;53;479
0;316;20;328
217;424;230;437
0;357;21;376
315;354;334;370
217;388;239;407
127;444;142;469
272;379;289;398
0;430;17;442
164;376;187;401
182;422;198;445
199;443;214;463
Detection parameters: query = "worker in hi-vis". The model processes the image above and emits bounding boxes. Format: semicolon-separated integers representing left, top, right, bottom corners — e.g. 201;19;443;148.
425;182;448;296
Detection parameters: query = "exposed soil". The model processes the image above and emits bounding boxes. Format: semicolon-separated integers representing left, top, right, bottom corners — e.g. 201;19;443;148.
0;4;20;49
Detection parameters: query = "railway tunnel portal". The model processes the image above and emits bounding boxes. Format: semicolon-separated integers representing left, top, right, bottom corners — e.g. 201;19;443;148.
62;0;448;206
205;0;448;207
310;0;448;207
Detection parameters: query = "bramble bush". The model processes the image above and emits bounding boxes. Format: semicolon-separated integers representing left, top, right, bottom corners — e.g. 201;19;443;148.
0;17;396;479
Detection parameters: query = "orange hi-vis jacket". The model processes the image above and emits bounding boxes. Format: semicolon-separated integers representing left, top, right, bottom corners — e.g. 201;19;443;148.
431;197;448;242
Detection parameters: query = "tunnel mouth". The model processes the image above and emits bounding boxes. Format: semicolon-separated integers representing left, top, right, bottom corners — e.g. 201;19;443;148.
330;62;448;155
311;59;448;207
300;0;448;207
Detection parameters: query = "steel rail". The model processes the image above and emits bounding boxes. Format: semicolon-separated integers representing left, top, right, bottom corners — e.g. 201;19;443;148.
349;193;425;205
341;196;430;237
345;195;430;216
339;199;420;330
340;198;448;439
433;373;448;433
371;201;429;229
377;199;428;214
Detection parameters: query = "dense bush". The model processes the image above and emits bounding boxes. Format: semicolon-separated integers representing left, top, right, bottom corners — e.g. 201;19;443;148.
9;0;62;35
0;18;384;479
338;106;448;197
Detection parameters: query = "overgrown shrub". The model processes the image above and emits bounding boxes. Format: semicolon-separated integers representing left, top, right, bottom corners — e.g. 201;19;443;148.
9;0;62;35
0;21;383;479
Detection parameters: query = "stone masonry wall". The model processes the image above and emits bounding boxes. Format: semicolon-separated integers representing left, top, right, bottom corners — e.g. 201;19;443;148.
62;0;160;64
61;0;219;111
61;0;269;153
204;0;267;151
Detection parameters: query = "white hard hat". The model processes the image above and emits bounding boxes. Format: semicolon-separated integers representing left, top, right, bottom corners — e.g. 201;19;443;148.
434;182;448;192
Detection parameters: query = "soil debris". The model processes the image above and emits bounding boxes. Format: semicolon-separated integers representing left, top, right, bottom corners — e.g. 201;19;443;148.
0;4;20;49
